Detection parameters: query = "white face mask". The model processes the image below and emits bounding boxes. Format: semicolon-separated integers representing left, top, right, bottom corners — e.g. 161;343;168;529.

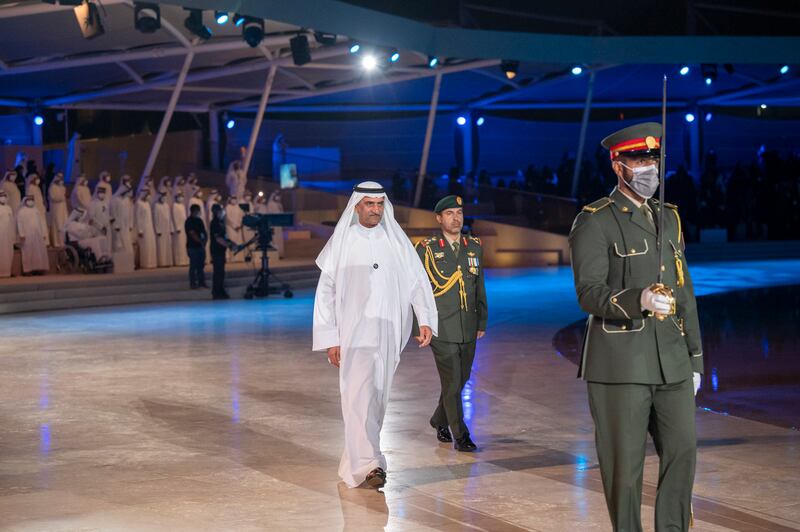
25;200;35;207
159;196;167;203
176;196;184;203
618;161;659;199
97;194;106;201
0;196;7;205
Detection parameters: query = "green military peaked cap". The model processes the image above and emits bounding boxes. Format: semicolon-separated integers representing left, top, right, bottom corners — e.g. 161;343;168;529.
434;195;464;213
600;122;662;160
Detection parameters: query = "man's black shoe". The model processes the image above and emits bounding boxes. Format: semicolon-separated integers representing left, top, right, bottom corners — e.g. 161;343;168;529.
454;434;477;452
435;426;452;443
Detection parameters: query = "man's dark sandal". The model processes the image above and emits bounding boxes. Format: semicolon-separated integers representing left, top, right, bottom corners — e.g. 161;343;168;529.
365;468;386;488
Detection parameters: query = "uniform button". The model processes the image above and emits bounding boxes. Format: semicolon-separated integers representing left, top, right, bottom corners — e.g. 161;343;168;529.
630;249;636;253
621;325;627;330
661;265;666;271
611;297;618;303
621;207;629;212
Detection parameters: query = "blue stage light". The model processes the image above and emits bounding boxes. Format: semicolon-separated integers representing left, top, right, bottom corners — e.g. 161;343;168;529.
760;104;767;109
780;65;789;75
679;66;690;76
705;112;713;122
349;42;360;54
456;116;467;126
571;66;583;75
33;115;44;126
389;50;400;63
428;56;438;68
705;77;712;86
226;119;235;129
233;14;244;26
476;117;485;126
215;11;228;24
685;113;695;123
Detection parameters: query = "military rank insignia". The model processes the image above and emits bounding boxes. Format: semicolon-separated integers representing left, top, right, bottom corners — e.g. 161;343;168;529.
434;251;445;260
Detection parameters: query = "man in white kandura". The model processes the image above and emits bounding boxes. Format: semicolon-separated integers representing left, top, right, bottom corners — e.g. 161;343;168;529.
313;181;438;489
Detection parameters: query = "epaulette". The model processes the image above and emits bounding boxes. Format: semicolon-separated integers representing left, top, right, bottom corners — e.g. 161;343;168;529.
414;238;427;249
582;197;613;214
469;236;482;247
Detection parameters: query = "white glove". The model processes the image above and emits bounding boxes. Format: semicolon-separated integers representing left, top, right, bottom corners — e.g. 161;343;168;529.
693;372;701;396
640;287;673;314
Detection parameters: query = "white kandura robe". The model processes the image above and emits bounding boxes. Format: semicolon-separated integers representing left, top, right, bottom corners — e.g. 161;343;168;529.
16;205;49;273
26;183;49;247
313;223;438;487
153;200;174;267
110;194;134;253
135;199;157;269
1;179;21;214
88;197;111;238
225;203;244;263
71;183;92;211
0;204;14;277
171;201;188;266
48;182;68;247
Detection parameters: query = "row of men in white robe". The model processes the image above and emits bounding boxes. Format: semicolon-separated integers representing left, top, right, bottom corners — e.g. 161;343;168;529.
1;169;277;277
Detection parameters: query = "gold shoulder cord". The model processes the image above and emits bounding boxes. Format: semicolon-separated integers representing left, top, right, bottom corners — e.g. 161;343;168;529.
671;208;685;287
424;245;468;310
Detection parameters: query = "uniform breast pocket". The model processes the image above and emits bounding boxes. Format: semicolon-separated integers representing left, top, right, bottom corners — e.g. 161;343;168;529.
601;317;646;334
613;239;649;258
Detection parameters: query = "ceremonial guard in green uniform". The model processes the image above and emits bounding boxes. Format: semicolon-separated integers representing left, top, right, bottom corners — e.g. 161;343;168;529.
569;122;704;532
413;195;488;452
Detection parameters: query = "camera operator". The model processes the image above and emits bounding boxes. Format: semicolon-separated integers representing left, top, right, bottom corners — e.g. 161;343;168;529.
185;204;208;289
210;203;237;300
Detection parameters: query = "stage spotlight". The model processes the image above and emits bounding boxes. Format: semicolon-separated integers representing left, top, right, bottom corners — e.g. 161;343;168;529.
456;116;467;126
134;2;160;34
705;112;713;122
226;119;235;129
73;1;104;40
701;64;717;85
314;31;337;45
214;11;228;24
290;34;311;66
242;17;264;48
685;113;695;123
33;114;44;126
184;9;211;40
780;65;789;75
349;41;360;54
428;56;438;68
760;104;767;109
233;13;245;26
389;49;400;63
361;54;378;71
258;191;264;198
501;60;519;80
571;65;583;75
476;117;485;126
679;65;690;76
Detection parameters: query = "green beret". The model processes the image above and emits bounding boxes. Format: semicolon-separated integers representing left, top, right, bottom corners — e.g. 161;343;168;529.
434;195;464;213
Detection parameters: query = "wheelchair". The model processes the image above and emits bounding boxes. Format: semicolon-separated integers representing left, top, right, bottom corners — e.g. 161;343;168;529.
59;235;114;274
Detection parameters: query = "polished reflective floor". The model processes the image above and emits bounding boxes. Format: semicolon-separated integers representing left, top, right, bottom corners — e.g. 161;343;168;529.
1;261;799;531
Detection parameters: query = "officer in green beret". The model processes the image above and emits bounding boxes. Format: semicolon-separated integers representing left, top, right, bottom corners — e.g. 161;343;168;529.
413;195;488;452
569;122;704;531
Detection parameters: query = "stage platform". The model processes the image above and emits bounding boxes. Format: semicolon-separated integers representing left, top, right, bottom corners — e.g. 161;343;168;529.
0;259;321;315
0;260;798;531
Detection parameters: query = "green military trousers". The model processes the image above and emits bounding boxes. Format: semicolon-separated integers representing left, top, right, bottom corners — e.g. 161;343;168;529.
587;378;696;532
429;338;476;440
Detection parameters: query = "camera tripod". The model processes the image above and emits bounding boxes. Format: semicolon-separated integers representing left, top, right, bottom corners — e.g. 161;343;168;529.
237;233;293;299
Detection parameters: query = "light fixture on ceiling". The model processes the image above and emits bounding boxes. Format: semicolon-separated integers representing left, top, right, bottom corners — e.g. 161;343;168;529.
779;65;789;75
349;41;361;54
476;117;485;126
456;116;467;126
184;9;211;40
701;64;717;85
361;54;378;71
685;113;695;123
679;65;690;76
133;2;160;34
33;114;44;126
73;1;104;40
233;13;245;26
242;17;264;48
389;49;400;63
428;56;438;68
214;11;228;24
571;65;583;76
226;119;235;129
314;31;337;45
290;34;311;66
501;60;519;80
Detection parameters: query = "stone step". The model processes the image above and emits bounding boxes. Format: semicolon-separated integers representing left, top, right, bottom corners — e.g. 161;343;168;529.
283;238;327;258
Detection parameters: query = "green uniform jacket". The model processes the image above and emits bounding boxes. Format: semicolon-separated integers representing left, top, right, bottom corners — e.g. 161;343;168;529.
569;187;704;384
412;233;488;343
